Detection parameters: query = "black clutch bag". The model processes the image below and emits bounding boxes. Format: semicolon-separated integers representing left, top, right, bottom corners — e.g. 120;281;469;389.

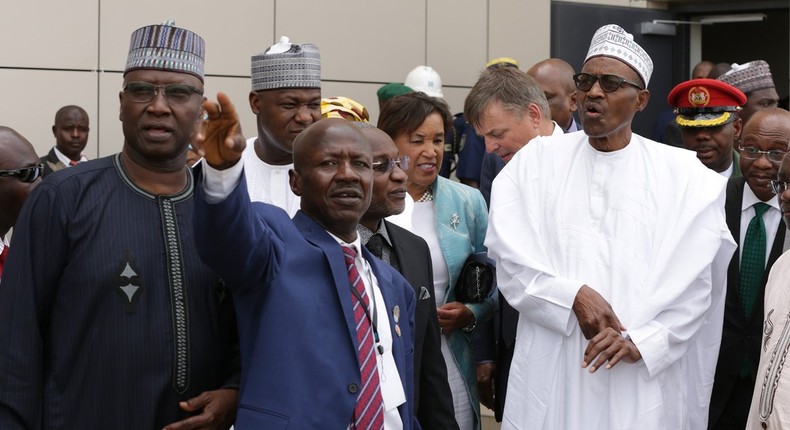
454;252;496;303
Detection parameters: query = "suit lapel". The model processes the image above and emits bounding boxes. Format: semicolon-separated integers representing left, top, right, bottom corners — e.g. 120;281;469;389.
293;212;360;350
725;178;746;325
386;224;412;285
725;177;744;247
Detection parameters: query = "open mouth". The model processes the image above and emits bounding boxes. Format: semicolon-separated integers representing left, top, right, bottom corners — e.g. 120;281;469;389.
142;123;174;140
331;189;363;205
584;103;603;119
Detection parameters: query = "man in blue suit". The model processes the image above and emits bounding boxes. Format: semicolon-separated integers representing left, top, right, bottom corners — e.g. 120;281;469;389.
193;95;419;430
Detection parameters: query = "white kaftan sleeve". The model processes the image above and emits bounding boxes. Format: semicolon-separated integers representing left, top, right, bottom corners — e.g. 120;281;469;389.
485;159;585;336
201;158;244;203
626;181;734;380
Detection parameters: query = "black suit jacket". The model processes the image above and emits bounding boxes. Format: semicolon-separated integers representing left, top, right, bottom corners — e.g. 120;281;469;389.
709;176;786;427
385;220;459;430
39;148;66;178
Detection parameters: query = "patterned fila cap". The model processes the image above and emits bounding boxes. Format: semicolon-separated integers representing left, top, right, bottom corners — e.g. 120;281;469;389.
125;20;205;82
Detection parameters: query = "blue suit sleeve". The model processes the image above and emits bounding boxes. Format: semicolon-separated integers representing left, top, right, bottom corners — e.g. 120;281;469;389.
193;168;287;295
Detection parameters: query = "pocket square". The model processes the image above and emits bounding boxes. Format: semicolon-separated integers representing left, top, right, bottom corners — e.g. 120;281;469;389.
419;286;431;300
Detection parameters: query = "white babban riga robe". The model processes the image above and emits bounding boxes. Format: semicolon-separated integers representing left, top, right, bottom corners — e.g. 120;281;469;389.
486;131;736;430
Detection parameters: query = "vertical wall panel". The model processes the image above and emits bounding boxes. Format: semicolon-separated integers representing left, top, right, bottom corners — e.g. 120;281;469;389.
0;70;98;159
0;0;97;69
275;1;426;83
489;0;550;69
427;0;489;87
99;0;275;76
97;72;125;157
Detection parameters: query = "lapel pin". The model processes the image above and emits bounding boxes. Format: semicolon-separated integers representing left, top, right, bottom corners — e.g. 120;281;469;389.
393;305;400;323
450;213;460;230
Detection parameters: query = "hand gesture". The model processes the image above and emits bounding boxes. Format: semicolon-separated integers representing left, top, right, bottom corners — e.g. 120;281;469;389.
162;388;238;430
193;92;246;170
582;327;642;373
572;284;625;340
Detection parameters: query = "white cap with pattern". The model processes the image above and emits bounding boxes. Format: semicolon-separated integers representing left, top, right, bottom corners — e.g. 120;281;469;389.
584;24;653;87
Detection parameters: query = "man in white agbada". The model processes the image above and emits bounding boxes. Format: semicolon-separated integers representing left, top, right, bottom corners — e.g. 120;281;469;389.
485;24;736;430
243;36;321;215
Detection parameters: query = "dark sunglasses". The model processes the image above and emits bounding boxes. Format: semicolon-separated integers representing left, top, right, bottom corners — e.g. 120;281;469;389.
372;156;410;174
0;163;44;183
123;82;203;104
573;73;644;93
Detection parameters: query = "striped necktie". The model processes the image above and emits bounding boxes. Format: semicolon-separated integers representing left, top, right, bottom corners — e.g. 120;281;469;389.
342;245;384;430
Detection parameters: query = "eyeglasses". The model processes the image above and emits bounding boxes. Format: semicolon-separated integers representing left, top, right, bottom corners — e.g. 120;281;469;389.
573;73;644;93
123;82;203;104
372;156;410;174
770;180;788;195
0;164;44;183
739;146;787;163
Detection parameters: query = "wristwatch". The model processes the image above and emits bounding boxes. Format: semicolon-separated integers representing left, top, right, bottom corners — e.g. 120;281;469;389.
462;305;477;333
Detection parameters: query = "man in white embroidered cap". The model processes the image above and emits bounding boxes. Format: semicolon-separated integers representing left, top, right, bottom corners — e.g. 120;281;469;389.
0;21;239;429
484;24;736;429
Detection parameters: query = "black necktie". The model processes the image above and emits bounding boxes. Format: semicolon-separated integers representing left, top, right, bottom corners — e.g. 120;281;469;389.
365;234;385;259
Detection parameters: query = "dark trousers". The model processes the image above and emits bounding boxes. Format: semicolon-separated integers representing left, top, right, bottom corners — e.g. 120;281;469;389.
710;376;755;430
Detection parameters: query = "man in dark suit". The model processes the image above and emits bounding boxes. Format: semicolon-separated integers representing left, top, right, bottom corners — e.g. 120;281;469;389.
194;105;419;429
40;105;89;177
357;124;458;430
709;108;789;429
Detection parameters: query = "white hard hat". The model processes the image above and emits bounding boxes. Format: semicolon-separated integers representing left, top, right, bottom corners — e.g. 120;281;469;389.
404;65;444;98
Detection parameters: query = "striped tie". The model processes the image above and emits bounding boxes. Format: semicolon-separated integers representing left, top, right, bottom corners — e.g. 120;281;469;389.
342;245;384;430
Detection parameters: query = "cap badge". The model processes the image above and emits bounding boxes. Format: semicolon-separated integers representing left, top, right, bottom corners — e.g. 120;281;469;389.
688;86;710;107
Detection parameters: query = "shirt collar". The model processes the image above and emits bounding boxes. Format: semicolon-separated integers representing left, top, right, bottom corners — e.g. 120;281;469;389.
720;161;734;178
741;183;780;212
53;146;87;166
327;229;362;252
357;222;394;248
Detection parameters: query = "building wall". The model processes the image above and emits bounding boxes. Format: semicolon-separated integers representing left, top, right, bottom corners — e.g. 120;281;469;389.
0;0;562;159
